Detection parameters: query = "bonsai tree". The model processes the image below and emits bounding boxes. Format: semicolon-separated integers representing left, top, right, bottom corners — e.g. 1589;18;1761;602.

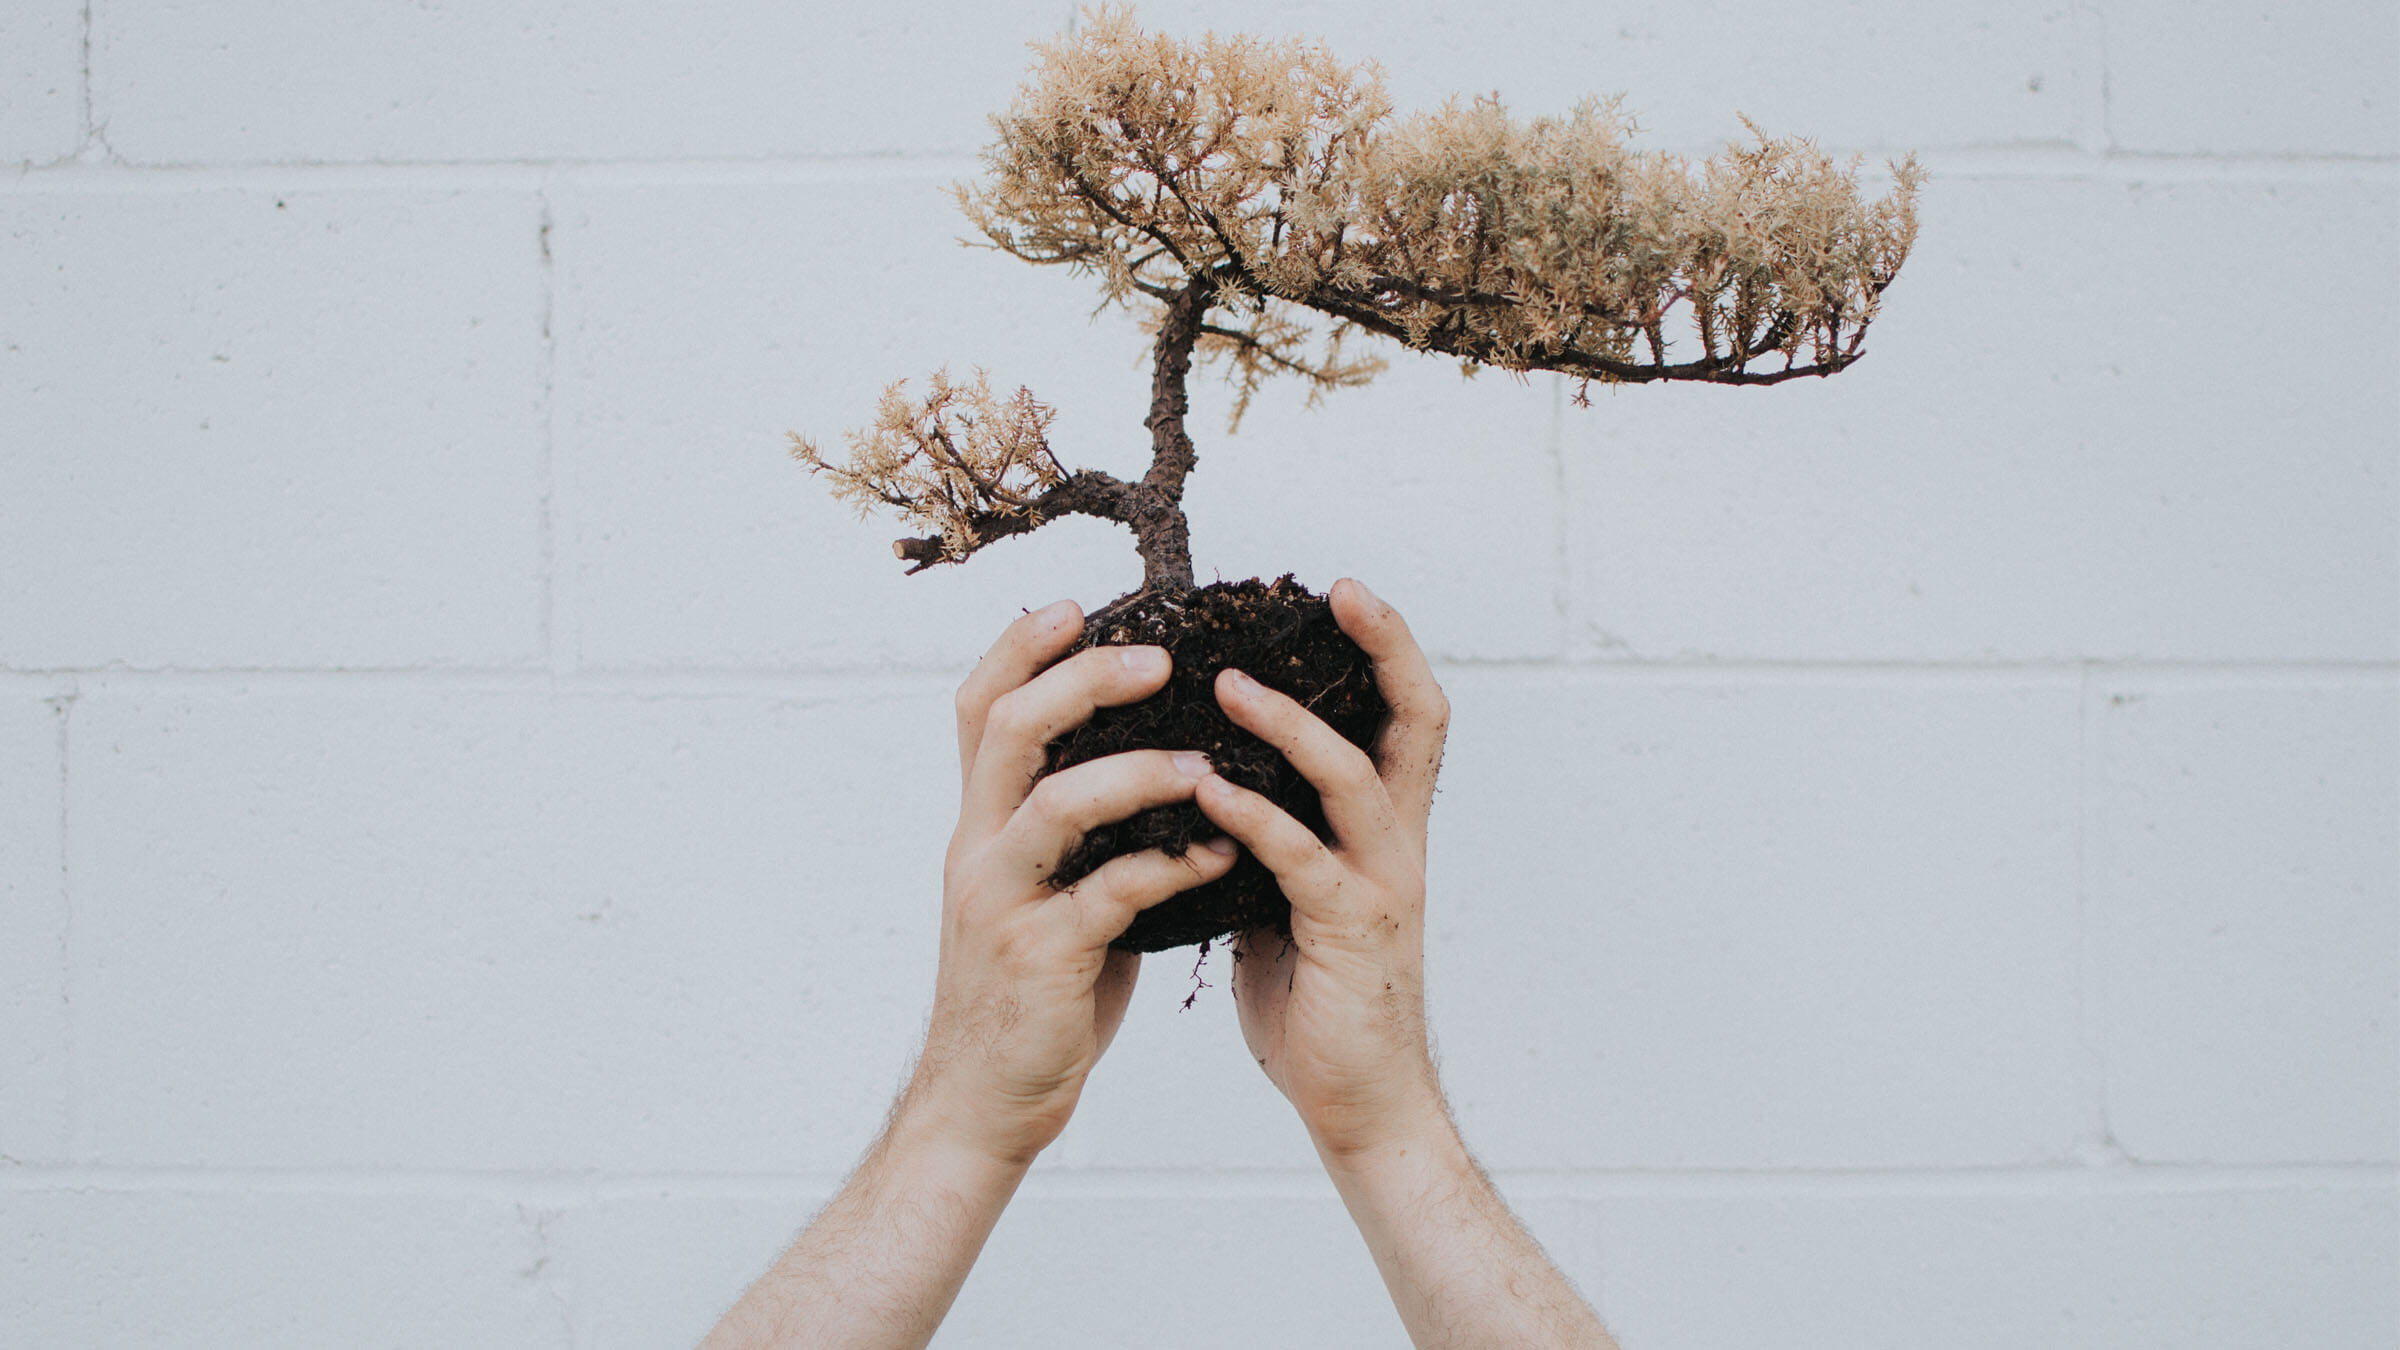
795;8;1922;952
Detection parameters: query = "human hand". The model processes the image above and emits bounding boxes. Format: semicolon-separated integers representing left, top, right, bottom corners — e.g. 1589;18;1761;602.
904;600;1237;1168
1193;578;1453;1160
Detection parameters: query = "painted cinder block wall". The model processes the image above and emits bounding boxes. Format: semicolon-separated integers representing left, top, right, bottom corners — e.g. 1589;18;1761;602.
3;2;2394;1345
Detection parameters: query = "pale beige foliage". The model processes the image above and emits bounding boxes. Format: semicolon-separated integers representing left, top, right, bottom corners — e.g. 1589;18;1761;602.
790;370;1064;562
1288;101;1924;381
959;5;1392;426
962;5;1921;392
800;8;1924;584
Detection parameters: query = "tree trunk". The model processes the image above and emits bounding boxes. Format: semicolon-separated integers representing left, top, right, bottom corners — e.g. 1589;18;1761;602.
1132;277;1216;592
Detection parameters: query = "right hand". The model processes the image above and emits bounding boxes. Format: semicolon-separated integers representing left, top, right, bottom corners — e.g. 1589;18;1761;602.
904;600;1238;1168
1194;578;1455;1160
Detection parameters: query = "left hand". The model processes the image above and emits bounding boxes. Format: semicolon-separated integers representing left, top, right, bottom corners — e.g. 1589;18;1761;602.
907;600;1239;1168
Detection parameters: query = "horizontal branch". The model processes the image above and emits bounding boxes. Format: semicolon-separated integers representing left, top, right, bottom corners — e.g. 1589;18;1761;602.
892;470;1148;574
1302;284;1848;385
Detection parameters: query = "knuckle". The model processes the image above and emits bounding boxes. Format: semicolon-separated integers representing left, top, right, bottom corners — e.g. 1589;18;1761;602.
1074;863;1133;908
1205;776;1259;820
984;689;1042;742
1294;851;1345;895
1069;645;1125;682
1425;690;1452;730
944;864;1004;923
1250;826;1305;873
1334;741;1379;787
1021;773;1076;824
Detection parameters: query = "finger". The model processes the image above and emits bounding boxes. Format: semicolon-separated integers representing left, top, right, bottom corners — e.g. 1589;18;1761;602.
955;600;1085;791
989;748;1214;878
1329;578;1450;831
962;644;1174;837
1058;837;1239;949
1193;773;1343;900
1214;666;1398;850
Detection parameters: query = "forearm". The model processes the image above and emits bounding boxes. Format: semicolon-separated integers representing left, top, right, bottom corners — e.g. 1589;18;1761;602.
1319;1104;1617;1350
704;1101;1027;1349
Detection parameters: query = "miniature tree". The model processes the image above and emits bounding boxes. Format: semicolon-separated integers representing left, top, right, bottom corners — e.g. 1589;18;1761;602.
795;9;1922;952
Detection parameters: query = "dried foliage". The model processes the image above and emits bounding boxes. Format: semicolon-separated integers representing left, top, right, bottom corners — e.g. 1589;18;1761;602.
791;370;1065;565
1287;102;1924;386
958;8;1397;429
963;5;1921;394
796;7;1923;588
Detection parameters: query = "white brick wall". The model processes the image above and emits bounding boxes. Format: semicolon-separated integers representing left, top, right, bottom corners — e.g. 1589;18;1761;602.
2101;0;2400;156
0;1190;567;1345
0;2;82;167
1589;1186;2400;1350
65;684;954;1173
4;2;2393;1345
2091;679;2400;1164
0;188;549;670
0;695;68;1162
88;3;1067;165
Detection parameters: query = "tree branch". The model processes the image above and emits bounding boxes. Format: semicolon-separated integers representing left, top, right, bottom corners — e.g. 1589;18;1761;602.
1199;321;1337;382
1296;284;1850;385
892;470;1147;575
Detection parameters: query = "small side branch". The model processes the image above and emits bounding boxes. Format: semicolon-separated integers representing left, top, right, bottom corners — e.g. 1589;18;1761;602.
892;471;1148;574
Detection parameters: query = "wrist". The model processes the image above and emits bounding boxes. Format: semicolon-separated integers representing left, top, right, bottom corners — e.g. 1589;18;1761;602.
1313;1101;1482;1221
1306;1081;1458;1175
884;1081;1042;1196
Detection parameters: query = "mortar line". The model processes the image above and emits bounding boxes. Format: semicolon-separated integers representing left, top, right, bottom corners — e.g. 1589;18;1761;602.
0;1161;2385;1203
2094;0;2116;153
0;149;2389;196
2070;661;2119;1164
50;683;79;1164
0;660;2391;693
536;181;563;676
0;156;989;194
0;669;962;701
76;0;93;155
1465;659;2400;679
2068;0;2110;157
511;1202;576;1348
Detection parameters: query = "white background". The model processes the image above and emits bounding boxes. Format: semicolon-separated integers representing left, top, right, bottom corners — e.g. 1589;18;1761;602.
2;2;2394;1345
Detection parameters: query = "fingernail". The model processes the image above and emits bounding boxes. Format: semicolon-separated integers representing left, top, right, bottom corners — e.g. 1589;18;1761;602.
1121;646;1168;674
1172;751;1210;777
1202;836;1237;857
1035;599;1076;625
1347;578;1382;607
1221;667;1256;691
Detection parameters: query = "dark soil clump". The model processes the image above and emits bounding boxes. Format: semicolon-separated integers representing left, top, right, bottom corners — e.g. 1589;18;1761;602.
1043;575;1387;952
